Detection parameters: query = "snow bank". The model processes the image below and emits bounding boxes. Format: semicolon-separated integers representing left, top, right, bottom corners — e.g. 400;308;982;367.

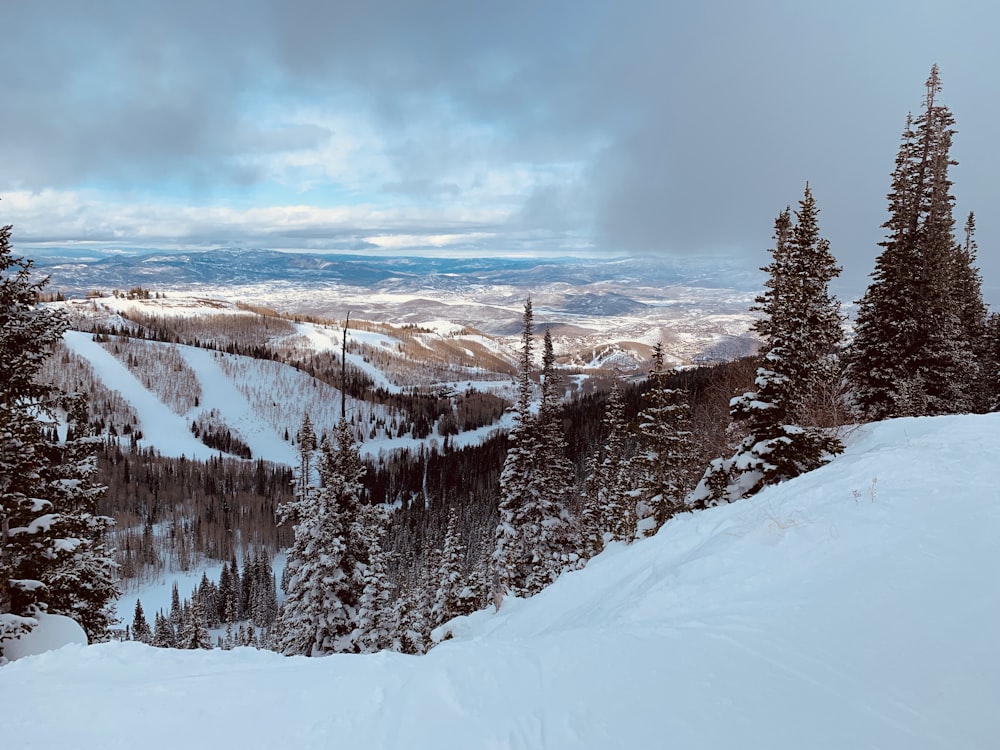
1;614;88;662
2;413;998;749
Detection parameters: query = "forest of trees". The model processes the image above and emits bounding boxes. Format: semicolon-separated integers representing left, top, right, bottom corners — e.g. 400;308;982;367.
2;66;996;661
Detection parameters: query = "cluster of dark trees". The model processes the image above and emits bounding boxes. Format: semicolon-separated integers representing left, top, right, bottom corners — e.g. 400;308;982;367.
129;549;278;650
102;448;294;580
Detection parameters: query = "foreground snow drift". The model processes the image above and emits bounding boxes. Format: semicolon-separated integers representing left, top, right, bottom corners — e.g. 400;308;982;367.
3;414;999;749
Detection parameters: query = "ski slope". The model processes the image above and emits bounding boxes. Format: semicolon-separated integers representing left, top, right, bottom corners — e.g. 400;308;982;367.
3;413;999;749
61;322;512;466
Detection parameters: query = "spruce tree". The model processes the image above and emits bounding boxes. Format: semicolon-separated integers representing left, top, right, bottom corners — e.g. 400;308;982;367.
185;600;213;650
352;503;393;653
492;304;578;607
39;395;119;639
849;65;983;418
492;298;539;606
692;185;844;505
131;599;151;644
1;222;119;655
151;611;175;648
582;380;635;554
432;508;468;627
632;343;697;533
169;582;182;628
527;328;578;589
273;419;367;655
953;212;990;411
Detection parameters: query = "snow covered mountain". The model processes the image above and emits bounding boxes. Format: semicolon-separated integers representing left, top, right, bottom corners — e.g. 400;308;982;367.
2;412;997;749
47;293;526;464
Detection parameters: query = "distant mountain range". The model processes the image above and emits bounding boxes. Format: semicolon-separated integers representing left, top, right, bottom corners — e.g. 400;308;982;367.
33;247;762;293
34;247;765;363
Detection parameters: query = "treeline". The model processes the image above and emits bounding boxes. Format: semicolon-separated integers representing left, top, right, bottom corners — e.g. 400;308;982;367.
128;549;279;649
99;446;295;581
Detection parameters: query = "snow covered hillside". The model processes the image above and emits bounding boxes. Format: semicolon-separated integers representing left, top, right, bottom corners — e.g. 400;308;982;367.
3;413;998;749
50;294;523;464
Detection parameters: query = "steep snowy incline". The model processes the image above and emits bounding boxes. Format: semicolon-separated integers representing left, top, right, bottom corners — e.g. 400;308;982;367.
3;413;999;749
62;331;219;459
176;346;297;465
295;321;404;394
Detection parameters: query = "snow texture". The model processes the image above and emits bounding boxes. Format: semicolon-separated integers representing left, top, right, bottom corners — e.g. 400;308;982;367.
2;413;999;748
1;614;88;662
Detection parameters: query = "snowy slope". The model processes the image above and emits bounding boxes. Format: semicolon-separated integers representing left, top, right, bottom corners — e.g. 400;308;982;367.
3;413;999;749
62;330;220;460
58;297;519;464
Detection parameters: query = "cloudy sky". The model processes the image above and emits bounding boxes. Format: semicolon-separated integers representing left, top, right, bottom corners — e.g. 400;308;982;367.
2;0;998;296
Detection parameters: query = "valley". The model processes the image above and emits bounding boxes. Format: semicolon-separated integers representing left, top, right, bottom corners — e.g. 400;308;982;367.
35;248;764;367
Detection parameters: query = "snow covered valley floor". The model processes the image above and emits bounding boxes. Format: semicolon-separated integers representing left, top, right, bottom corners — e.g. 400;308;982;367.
3;413;999;749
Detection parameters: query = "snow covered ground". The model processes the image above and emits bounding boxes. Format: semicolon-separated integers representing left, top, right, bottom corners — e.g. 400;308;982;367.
3;413;999;749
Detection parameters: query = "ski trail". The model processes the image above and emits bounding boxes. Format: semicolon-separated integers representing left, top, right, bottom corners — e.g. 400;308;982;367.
177;347;297;466
62;331;220;459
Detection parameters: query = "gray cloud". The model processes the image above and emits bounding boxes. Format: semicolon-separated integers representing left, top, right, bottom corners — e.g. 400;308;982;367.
3;1;1000;300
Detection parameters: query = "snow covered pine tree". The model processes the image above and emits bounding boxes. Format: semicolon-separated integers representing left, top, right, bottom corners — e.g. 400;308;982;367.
632;342;697;534
691;185;844;505
1;222;118;660
274;416;383;655
492;300;577;608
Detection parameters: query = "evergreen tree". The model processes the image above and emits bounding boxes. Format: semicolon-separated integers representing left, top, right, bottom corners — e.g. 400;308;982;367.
953;212;990;411
527;328;578;588
182;599;213;650
227;552;242;621
169;582;182;627
218;561;236;623
492;298;538;606
632;343;697;533
131;599;151;644
582;380;635;555
39;395;119;640
849;66;984;418
240;547;253;618
392;580;429;655
195;572;219;629
273;419;366;655
1;222;119;655
692;185;844;505
353;503;394;653
432;508;468;627
151;611;175;648
249;550;278;628
492;303;578;607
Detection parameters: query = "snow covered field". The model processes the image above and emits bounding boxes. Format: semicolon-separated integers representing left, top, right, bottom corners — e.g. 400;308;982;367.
3;413;999;749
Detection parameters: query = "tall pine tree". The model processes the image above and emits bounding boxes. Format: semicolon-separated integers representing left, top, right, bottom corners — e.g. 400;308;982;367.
1;222;118;657
492;302;577;607
692;185;844;505
849;65;985;418
632;343;697;533
582;379;635;555
273;419;367;655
